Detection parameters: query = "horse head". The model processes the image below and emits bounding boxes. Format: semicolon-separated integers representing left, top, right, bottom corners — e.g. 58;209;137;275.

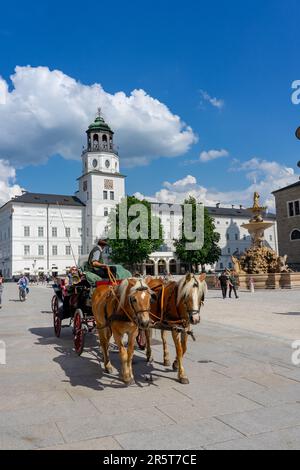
118;278;153;329
177;273;207;325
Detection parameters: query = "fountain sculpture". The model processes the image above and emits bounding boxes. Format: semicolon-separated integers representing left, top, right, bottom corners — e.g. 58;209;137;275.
232;192;291;275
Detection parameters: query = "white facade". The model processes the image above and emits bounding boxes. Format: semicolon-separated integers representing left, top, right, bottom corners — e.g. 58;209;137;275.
0;113;125;277
0;112;278;278
147;204;278;275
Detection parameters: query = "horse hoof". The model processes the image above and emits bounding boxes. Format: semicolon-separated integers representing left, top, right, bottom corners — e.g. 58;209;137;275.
147;356;154;364
124;378;135;386
105;365;113;374
179;377;190;385
172;361;178;371
164;360;171;367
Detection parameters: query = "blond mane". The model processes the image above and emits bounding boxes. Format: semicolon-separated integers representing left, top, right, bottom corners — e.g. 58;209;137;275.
117;278;149;311
177;274;207;306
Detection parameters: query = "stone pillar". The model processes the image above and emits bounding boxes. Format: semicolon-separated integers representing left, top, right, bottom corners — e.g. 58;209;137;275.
154;260;159;276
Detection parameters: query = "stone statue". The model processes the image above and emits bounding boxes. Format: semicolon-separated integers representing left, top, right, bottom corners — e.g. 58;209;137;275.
276;255;291;273
253;191;260;209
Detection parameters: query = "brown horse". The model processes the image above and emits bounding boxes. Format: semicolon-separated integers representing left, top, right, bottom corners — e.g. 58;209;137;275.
145;273;207;384
92;278;153;385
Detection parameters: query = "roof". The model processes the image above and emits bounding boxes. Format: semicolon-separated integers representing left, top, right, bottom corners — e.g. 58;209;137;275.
150;202;276;220
272;180;300;195
1;192;85;209
206;206;276;220
87;116;113;134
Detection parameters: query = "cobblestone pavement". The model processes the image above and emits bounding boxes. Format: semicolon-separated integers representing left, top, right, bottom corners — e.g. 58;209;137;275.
0;283;299;450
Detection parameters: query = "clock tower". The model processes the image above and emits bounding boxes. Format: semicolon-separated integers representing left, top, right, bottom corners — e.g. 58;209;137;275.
77;110;126;254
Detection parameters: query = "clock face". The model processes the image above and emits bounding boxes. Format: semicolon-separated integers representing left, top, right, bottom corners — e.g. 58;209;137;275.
92;159;98;168
105;159;110;168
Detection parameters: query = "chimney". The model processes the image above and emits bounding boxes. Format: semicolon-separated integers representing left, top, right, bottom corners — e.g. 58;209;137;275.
240;205;243;210
216;203;220;208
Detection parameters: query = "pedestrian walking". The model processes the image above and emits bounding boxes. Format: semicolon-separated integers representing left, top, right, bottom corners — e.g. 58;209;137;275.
219;270;229;299
229;270;239;299
0;271;4;308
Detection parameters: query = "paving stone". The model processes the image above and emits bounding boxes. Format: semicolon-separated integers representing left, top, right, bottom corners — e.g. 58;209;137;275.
156;393;262;423
0;422;64;450
206;426;300;450
43;436;123;450
56;407;174;443
114;418;242;450
217;403;300;436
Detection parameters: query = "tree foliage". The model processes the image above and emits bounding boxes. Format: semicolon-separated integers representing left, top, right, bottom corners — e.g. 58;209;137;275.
174;196;221;271
107;196;164;270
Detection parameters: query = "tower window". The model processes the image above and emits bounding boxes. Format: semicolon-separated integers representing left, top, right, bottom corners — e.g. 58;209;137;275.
103;191;108;200
102;135;108;142
110;191;114;201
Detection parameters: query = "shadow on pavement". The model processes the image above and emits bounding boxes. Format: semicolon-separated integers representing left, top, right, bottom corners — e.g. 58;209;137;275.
28;326;174;391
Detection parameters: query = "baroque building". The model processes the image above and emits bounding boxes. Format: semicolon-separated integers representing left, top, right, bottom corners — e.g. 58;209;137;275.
0;113;278;277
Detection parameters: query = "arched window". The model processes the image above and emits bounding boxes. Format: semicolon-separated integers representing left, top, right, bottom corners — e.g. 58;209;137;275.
102;135;108;142
291;229;300;241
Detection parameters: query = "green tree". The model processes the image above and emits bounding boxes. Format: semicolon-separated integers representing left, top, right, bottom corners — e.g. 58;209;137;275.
107;196;164;271
174;196;221;272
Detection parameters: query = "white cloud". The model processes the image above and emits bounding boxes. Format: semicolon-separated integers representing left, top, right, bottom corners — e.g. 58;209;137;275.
0;159;23;206
0;66;197;169
200;90;224;109
200;149;229;162
134;158;299;210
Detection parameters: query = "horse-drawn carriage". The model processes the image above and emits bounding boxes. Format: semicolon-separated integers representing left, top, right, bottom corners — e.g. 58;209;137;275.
52;265;207;385
51;265;134;355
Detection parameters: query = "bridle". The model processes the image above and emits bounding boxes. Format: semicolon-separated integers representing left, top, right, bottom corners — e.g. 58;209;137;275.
180;279;203;322
128;284;152;323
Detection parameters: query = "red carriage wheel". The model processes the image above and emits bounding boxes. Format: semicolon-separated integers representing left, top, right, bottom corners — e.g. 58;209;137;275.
73;309;85;356
51;295;57;313
52;296;62;338
136;329;147;350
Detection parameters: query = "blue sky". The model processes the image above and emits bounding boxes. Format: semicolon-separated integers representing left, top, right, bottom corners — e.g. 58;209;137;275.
0;0;300;208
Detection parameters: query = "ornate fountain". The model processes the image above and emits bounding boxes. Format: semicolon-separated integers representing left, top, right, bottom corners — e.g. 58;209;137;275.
232;192;291;275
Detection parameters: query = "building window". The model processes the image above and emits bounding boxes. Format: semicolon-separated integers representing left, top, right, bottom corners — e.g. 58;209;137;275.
291;229;300;241
228;248;231;254
24;226;30;237
104;208;109;217
235;234;238;241
78;246;83;255
65;227;71;238
24;245;30;256
226;234;230;241
65;246;71;256
38;245;44;256
83;181;88;192
220;263;224;270
243;235;247;241
270;235;273;242
38;227;44;237
288;200;300;217
103;191;108;200
52;227;57;237
110;191;114;200
52;246;58;256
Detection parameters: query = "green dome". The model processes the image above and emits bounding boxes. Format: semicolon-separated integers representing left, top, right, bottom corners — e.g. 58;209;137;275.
88;116;113;133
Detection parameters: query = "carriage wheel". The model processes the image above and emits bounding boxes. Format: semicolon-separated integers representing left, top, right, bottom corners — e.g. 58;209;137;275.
51;295;57;313
73;309;85;356
52;297;61;338
136;329;147;350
